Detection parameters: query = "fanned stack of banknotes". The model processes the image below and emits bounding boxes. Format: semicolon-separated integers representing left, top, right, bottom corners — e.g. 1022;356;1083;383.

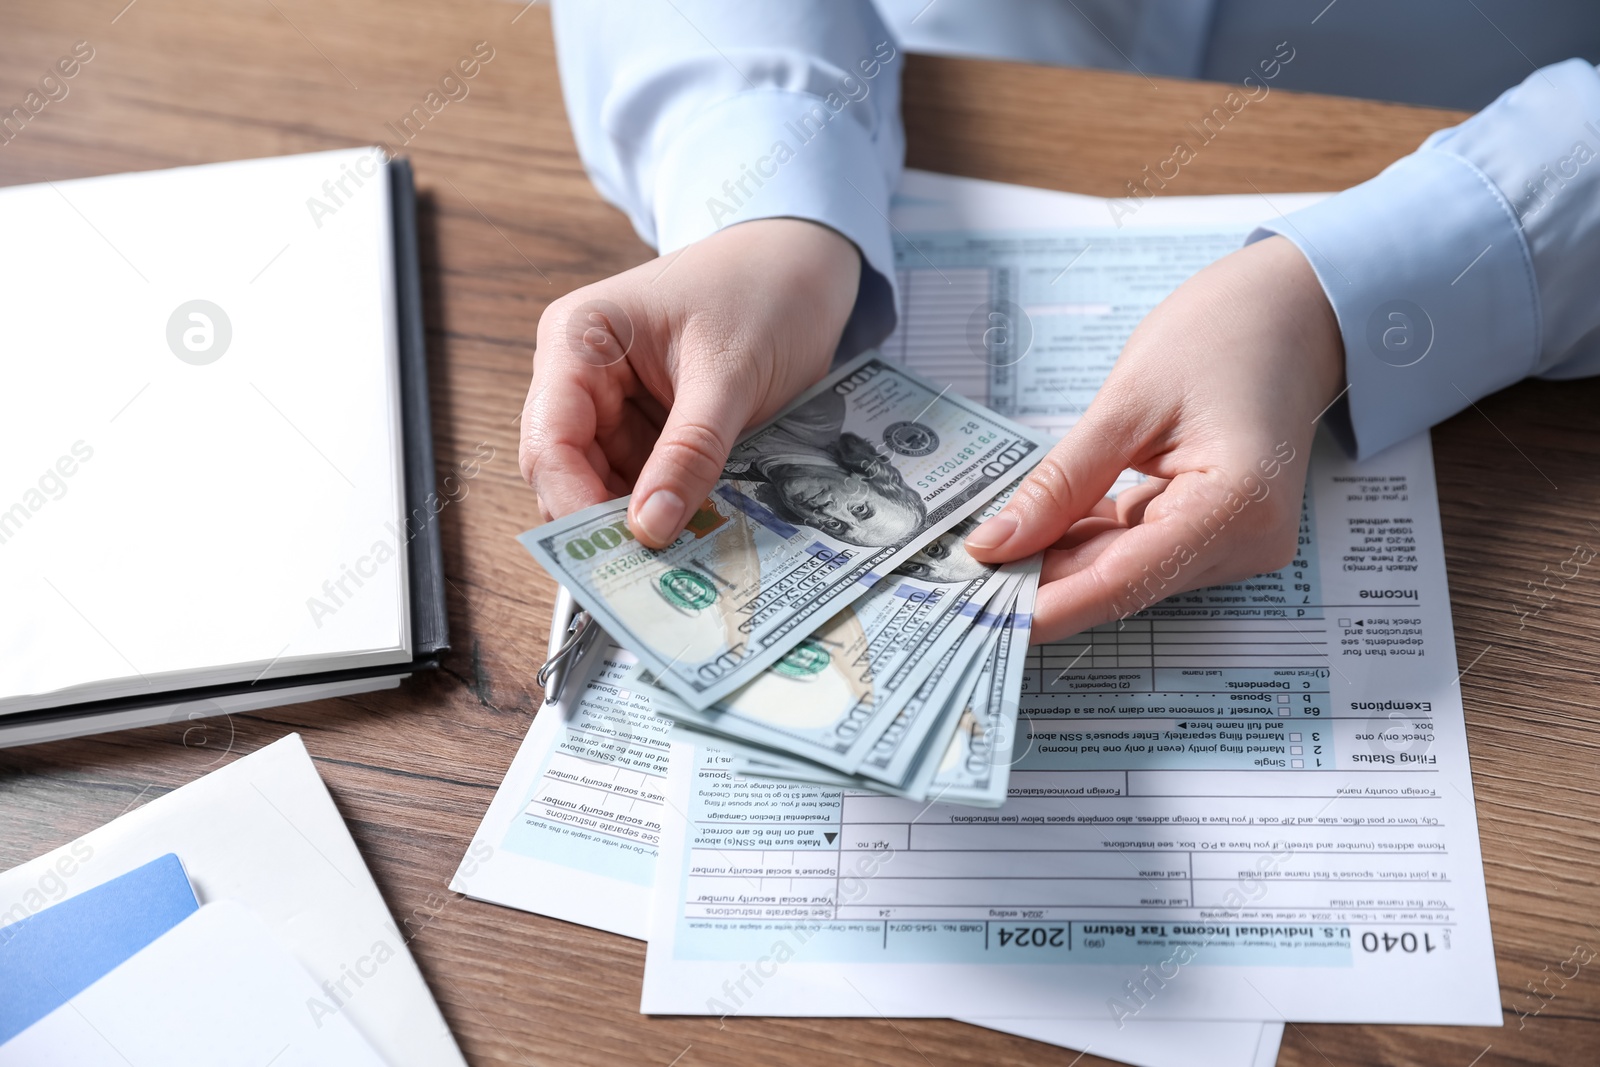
521;354;1053;808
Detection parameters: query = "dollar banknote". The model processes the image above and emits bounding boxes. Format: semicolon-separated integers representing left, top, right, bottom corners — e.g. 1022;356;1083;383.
918;561;1039;808
624;491;1023;772
520;352;1048;709
727;560;1038;807
629;544;1009;772
758;579;1030;806
899;618;1009;802
855;574;1018;786
728;569;1023;791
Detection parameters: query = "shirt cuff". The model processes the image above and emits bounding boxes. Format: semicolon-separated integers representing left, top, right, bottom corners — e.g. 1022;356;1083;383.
1248;149;1541;459
652;87;899;357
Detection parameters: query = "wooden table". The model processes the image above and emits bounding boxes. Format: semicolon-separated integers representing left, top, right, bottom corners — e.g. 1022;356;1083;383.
4;3;1598;1064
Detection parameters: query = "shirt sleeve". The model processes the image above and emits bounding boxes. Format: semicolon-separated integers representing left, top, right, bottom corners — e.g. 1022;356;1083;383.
549;0;905;356
1247;58;1600;459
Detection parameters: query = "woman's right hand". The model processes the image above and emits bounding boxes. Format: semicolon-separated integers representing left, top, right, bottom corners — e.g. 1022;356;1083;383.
519;217;863;548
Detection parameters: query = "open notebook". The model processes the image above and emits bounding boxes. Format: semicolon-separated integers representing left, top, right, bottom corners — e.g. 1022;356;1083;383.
0;149;446;745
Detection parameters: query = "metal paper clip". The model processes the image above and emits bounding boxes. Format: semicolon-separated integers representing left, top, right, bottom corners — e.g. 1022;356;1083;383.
537;590;597;705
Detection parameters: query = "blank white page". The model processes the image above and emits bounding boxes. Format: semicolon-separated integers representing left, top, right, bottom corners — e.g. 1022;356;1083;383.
0;148;410;713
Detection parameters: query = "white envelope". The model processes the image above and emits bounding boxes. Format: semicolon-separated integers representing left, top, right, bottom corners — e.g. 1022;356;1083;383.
1;900;389;1066
0;733;465;1067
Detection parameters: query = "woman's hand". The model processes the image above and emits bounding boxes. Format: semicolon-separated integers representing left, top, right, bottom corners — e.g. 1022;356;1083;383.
963;236;1346;643
519;218;861;548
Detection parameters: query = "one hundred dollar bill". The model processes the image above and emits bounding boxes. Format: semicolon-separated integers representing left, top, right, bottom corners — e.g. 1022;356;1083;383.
727;575;1027;800
520;353;1048;709
630;545;1011;773
855;572;1022;785
918;561;1039;808
624;490;1023;772
725;571;1036;811
897;618;1007;802
727;568;1023;790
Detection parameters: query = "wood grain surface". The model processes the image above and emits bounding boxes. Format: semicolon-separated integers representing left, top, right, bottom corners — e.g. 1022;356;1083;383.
2;3;1596;1064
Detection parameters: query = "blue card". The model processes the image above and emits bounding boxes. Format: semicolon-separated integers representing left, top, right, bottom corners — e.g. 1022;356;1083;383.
0;853;198;1044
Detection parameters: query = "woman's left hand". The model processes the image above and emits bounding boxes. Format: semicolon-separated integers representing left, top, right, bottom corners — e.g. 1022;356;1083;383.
962;236;1347;644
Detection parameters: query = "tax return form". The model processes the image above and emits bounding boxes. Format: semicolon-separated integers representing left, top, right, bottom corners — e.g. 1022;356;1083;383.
456;171;1499;1045
456;642;1281;1067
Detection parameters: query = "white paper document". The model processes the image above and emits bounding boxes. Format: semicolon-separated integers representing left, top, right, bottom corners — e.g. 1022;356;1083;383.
639;172;1500;1026
453;644;665;939
455;643;1283;1067
0;901;389;1067
0;734;466;1067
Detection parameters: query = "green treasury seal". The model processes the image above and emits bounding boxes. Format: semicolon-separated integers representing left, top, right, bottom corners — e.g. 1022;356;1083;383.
657;568;718;611
772;639;831;678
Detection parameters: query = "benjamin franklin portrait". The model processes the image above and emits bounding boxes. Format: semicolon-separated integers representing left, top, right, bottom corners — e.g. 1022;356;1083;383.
724;388;926;548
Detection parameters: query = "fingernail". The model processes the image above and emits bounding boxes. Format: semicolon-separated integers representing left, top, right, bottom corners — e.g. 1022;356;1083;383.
635;488;686;545
965;511;1018;552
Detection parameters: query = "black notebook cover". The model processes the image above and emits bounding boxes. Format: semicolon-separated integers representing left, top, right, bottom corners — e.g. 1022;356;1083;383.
391;157;450;661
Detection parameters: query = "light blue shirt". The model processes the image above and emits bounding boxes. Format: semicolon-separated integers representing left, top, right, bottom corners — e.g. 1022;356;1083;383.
550;1;1600;458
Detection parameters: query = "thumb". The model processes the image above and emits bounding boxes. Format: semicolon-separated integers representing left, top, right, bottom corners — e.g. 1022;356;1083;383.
627;370;758;548
964;409;1136;562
